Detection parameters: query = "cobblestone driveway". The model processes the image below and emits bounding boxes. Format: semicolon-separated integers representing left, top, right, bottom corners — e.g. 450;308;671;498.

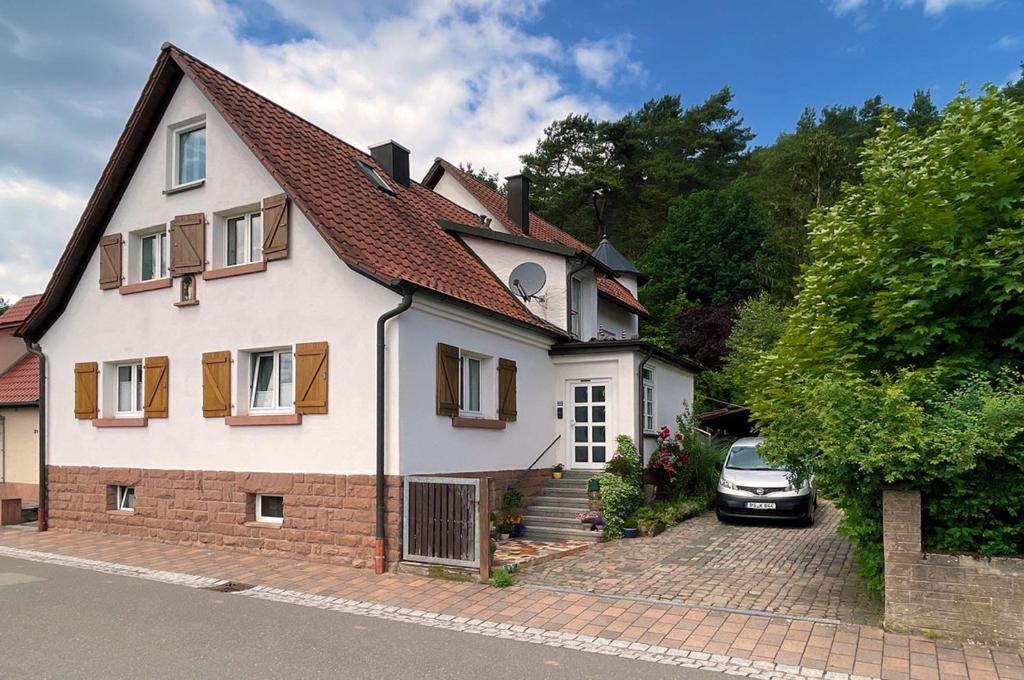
522;501;881;624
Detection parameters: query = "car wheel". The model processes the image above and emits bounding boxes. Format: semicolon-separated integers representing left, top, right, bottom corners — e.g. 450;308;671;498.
801;500;816;527
716;508;729;523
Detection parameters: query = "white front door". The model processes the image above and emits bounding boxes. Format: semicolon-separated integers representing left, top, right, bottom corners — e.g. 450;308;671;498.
569;381;609;469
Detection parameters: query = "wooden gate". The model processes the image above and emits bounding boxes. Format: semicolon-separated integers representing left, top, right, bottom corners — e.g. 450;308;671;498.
403;476;487;571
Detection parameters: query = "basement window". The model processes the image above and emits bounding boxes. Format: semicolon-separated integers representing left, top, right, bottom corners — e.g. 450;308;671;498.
356;160;394;195
116;486;136;512
255;494;284;524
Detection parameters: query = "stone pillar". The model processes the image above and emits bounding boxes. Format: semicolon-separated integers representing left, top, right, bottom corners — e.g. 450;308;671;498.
882;489;922;630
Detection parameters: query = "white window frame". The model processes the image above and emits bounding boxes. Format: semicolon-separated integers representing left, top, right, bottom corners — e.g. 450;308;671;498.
170;119;206;188
115;362;144;417
248;349;294;413
643;367;656;434
570;276;583;338
459;352;484;417
116;486;136;512
255;493;284;524
139;230;168;281
225;211;263;267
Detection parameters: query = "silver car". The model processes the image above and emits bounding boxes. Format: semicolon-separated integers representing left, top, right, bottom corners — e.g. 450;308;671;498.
715;437;816;525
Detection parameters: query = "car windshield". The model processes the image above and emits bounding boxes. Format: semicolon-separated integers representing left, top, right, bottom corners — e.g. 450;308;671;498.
726;445;781;471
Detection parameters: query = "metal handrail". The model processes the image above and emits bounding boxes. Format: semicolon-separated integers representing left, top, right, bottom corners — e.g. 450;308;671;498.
508;435;561;493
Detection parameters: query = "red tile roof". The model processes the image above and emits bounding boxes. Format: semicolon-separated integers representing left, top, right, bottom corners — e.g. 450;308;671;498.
0;353;40;405
0;295;42;330
22;45;561;340
424;160;648;317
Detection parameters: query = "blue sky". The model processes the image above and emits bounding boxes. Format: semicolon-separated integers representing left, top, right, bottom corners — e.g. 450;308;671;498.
534;0;1024;143
0;0;1021;300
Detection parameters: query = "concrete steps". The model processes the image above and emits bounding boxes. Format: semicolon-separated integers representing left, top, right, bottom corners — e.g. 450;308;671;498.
521;470;604;543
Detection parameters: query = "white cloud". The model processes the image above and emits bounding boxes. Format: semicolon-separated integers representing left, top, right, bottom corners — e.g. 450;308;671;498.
830;0;992;16
994;35;1020;50
572;36;645;89
0;0;633;299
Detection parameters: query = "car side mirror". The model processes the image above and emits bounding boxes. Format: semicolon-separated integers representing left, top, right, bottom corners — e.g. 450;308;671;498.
714;462;723;472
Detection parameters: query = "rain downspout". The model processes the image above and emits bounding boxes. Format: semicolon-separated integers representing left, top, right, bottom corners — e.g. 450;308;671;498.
26;343;46;532
637;346;655;486
375;289;414;575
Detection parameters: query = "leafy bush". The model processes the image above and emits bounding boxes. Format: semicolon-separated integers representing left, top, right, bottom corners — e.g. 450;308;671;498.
596;436;644;538
755;89;1024;594
490;569;515;588
502;487;523;511
652;497;710;526
720;293;789;403
646;416;728;500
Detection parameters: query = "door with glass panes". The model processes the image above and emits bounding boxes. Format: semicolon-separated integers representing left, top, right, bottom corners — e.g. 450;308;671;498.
569;381;609;469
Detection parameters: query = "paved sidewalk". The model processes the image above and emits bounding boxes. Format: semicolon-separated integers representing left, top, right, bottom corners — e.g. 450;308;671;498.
1;527;1021;680
524;502;881;624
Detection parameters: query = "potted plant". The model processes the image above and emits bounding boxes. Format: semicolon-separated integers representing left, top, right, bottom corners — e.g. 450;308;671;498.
497;521;513;540
507;513;524;538
552;463;564;480
622;518;639;538
575;510;602;530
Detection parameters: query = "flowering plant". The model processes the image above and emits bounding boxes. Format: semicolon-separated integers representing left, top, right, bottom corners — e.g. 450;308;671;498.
506;514;523;524
575;510;603;524
646;426;692;498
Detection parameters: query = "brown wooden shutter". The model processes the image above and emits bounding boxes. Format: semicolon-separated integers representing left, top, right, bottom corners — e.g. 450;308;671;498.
436;343;460;417
74;362;98;419
143;355;169;418
294;342;328;414
169;213;206;276
261;194;290;261
498;358;518;422
99;233;122;290
202;351;231;417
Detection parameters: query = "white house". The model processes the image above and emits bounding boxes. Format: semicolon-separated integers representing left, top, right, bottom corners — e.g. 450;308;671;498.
19;44;698;570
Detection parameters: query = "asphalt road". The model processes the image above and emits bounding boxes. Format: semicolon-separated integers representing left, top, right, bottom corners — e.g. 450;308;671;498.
0;555;727;679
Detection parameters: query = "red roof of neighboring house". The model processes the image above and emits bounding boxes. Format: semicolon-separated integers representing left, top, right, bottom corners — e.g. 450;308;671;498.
0;295;42;330
0;353;40;405
21;45;561;340
423;159;649;317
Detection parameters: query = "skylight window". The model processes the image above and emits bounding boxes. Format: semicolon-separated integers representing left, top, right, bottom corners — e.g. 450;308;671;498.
356;160;394;195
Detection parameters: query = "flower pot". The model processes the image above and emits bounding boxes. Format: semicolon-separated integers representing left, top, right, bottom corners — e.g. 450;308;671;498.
593;523;605;533
622;527;639;538
586;479;601;493
552;471;563;479
499;533;510;540
513;523;525;537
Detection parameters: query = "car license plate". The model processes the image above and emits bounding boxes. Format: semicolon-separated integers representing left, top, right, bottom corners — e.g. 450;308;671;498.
746;502;776;510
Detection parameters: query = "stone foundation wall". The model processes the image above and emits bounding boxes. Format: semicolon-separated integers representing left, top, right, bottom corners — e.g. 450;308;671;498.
883;489;1024;649
46;466;402;569
438;467;553;515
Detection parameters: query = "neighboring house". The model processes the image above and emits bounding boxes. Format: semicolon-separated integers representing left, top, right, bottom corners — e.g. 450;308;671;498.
0;294;42;508
17;44;698;569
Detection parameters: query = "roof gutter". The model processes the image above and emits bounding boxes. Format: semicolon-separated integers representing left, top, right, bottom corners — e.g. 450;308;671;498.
25;343;46;532
375;288;414;575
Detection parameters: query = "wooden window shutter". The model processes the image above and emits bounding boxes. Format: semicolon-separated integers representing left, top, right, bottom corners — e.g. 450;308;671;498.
169;213;206;276
294;342;328;414
74;362;98;419
261;194;290;261
498;358;518;422
202;351;231;418
436;343;460;417
99;233;122;290
143;356;169;418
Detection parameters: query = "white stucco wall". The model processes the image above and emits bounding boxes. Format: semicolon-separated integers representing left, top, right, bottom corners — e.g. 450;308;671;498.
431;172;511;234
596;297;638;339
0;329;25;374
40;75;403;475
638;356;695;462
460;234;568;332
396;298;559;475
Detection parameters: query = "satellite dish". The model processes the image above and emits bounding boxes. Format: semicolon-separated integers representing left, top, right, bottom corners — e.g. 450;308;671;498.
509;262;546;300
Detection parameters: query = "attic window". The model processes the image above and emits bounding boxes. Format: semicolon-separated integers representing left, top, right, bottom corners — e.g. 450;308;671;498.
356;160;394;195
